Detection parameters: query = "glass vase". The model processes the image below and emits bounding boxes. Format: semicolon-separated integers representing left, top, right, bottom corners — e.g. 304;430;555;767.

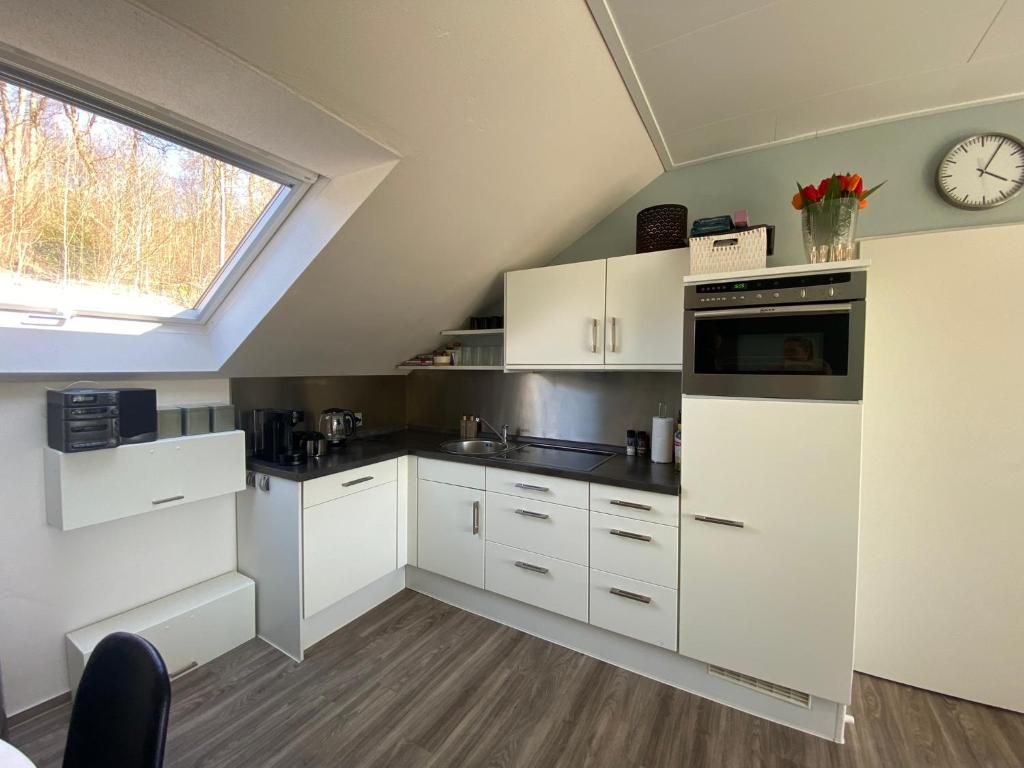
801;197;859;263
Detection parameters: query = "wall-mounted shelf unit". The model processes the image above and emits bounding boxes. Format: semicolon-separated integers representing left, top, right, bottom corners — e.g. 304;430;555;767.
45;431;246;531
439;328;504;337
396;365;502;371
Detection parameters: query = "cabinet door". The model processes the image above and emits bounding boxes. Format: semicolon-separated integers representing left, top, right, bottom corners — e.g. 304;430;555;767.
679;397;861;703
417;479;484;588
605;249;687;368
303;481;398;618
505;260;606;368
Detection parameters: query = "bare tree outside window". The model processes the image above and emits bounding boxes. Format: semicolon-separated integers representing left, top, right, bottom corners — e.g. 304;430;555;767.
0;78;283;317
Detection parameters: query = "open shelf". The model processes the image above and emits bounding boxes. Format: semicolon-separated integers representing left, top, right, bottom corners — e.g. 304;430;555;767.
396;365;503;371
439;328;505;337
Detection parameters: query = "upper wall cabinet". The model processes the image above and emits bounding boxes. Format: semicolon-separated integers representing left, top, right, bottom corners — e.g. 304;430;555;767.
605;249;688;369
504;249;688;371
504;259;607;368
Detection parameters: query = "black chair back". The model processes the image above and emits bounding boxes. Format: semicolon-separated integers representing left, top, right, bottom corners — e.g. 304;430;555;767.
63;632;171;768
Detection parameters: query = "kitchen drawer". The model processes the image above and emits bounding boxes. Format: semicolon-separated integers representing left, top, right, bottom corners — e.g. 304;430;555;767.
485;492;588;565
590;512;678;589
589;483;679;527
418;457;486;489
303;459;397;508
485;542;588;622
590;569;677;650
485;467;588;510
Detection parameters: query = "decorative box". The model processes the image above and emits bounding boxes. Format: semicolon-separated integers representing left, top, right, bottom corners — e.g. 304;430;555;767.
157;407;183;440
690;225;768;274
180;405;211;436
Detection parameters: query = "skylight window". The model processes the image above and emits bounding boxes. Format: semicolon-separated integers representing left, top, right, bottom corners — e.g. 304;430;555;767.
0;69;308;322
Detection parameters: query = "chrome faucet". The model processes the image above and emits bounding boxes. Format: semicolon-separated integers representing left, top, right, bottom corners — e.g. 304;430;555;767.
478;417;511;445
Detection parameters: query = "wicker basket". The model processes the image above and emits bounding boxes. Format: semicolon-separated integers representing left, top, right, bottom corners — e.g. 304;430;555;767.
691;226;768;274
636;204;688;253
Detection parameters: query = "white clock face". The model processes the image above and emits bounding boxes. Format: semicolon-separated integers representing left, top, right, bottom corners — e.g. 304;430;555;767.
936;134;1024;210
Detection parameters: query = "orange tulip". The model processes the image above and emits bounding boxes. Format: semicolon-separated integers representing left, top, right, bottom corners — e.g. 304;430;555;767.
848;174;862;194
859;198;868;209
792;192;804;210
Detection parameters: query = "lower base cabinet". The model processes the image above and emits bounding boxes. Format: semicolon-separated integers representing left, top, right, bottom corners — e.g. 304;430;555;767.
589;569;677;650
485;541;589;622
417;478;485;588
303;481;398;618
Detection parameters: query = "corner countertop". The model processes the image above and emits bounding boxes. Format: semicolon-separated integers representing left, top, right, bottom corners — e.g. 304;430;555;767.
247;429;680;495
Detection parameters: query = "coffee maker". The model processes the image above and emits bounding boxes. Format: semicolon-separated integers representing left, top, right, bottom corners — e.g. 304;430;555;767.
250;409;305;465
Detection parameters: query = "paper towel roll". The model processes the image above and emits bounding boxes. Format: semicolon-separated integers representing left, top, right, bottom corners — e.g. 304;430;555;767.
651;416;675;464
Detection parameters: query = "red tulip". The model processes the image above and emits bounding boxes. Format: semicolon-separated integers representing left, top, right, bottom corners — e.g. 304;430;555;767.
802;185;820;203
854;177;864;196
817;178;830;197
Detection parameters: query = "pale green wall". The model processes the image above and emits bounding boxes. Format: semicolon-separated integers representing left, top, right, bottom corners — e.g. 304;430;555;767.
553;99;1024;266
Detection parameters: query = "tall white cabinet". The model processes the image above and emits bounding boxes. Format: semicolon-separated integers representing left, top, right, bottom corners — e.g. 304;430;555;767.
504;248;688;370
678;397;861;704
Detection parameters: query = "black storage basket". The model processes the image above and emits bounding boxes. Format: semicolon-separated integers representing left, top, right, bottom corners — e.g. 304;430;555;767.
636;204;688;253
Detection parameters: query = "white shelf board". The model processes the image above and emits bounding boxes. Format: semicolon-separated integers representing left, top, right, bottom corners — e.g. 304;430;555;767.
439;328;505;336
396;365;503;371
684;258;870;285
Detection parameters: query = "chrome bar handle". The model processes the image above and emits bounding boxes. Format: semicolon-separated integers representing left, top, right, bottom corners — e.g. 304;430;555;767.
694;302;852;319
152;495;185;505
342;476;373;487
610;587;652;604
514;561;549;575
609;317;617;352
609;499;652;512
694;514;745;529
514;508;550;520
591;318;598;353
514;482;550;493
472;500;480;535
610;529;652;542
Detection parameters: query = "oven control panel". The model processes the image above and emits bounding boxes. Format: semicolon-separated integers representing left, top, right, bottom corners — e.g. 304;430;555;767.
685;271;865;309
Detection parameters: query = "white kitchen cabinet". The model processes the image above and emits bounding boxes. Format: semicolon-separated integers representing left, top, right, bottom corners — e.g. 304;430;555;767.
237;458;401;661
504;248;687;370
504;259;606;368
485;541;589;622
303;481;398;618
590;569;677;650
679;397;861;704
417;479;485;588
605;249;688;369
45;431;245;531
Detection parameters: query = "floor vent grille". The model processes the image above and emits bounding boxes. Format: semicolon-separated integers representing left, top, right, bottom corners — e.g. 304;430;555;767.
708;665;812;708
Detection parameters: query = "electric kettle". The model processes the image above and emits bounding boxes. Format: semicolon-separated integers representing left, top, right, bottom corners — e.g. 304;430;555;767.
318;408;357;448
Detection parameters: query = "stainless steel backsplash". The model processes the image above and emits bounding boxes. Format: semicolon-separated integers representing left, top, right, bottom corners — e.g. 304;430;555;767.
231;371;681;447
230;376;408;432
406;370;681;446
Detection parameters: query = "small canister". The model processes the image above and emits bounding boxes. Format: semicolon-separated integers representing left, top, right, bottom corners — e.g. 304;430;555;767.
180;405;211;436
157;406;183;439
209;404;235;433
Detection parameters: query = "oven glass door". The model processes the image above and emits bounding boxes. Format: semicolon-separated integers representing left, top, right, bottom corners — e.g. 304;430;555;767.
684;303;864;400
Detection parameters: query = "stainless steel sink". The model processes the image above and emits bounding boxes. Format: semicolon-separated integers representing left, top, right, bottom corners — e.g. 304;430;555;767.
440;439;519;456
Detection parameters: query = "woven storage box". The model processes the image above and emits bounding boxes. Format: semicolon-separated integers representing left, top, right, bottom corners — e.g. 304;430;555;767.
691;226;768;274
636;204;688;253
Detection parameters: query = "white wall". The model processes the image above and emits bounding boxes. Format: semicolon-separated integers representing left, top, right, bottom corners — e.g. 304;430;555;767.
0;378;237;715
856;225;1024;712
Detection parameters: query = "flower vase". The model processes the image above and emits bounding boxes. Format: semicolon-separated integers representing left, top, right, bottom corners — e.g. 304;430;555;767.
801;197;859;263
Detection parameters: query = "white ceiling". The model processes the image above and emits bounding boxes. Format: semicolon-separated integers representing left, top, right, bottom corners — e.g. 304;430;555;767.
129;0;662;376
589;0;1024;168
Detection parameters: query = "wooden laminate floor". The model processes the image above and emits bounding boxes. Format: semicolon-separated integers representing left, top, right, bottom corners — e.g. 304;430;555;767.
10;590;1024;767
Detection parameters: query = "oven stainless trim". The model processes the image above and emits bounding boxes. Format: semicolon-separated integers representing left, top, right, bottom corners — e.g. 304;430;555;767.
683;298;865;402
693;302;852;319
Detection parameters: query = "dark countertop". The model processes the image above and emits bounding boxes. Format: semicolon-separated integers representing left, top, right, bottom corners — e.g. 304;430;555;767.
247;428;680;495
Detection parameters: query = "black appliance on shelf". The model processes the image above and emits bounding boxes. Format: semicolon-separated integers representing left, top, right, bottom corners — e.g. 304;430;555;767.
250;409;306;466
46;388;157;452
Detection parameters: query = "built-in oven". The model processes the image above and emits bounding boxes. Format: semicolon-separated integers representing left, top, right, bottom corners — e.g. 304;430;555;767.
683;270;866;401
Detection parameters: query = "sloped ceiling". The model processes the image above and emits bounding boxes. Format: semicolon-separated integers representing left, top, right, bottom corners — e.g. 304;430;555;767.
589;0;1024;167
133;0;663;377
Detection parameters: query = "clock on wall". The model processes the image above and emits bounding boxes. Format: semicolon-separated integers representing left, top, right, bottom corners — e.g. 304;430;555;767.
935;133;1024;210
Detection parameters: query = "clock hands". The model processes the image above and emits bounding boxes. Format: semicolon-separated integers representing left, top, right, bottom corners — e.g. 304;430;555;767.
978;138;1005;177
980;170;1010;182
